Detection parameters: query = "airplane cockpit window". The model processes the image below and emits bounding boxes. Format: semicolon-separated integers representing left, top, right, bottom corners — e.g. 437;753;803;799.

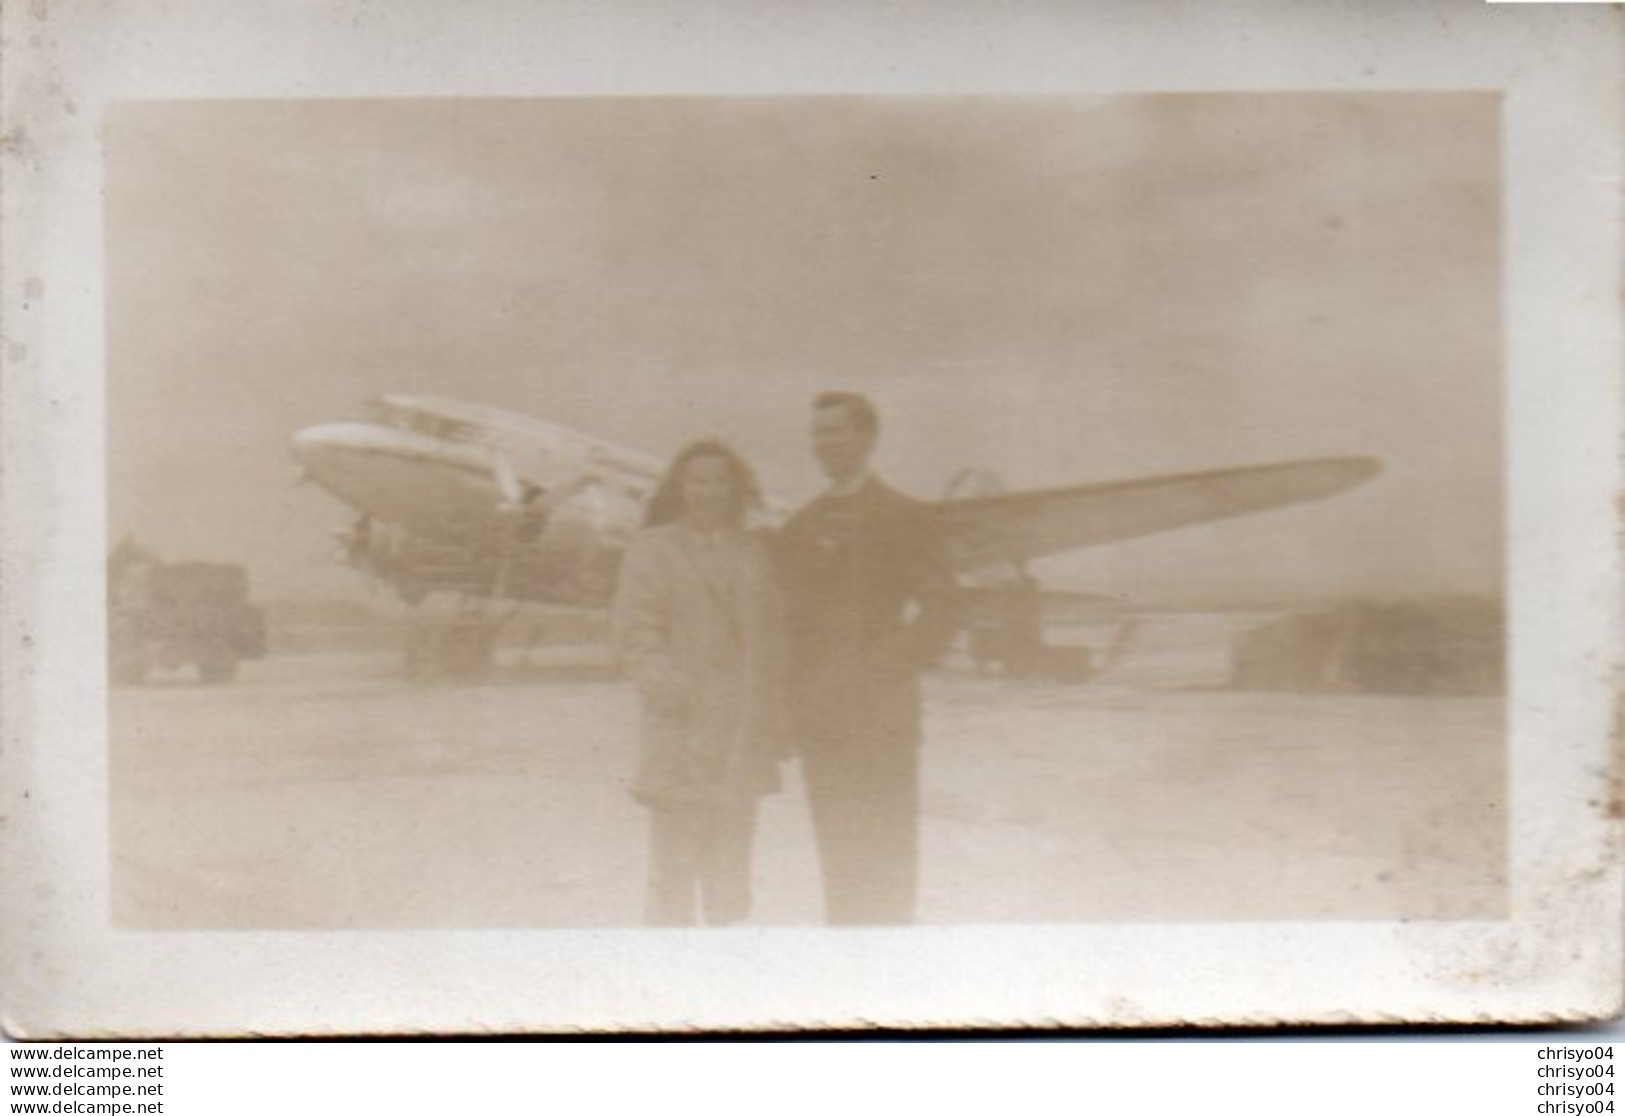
384;404;486;445
437;418;483;442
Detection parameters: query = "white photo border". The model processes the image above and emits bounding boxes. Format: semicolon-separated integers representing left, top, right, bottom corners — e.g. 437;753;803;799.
2;0;1619;1035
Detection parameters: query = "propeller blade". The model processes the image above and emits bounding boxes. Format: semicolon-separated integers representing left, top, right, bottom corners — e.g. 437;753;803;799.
490;449;525;509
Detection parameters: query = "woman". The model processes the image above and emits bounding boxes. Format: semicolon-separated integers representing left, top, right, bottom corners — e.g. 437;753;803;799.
612;439;787;927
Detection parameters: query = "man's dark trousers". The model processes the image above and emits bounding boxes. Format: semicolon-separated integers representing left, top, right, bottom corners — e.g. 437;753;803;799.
797;673;922;924
776;478;958;925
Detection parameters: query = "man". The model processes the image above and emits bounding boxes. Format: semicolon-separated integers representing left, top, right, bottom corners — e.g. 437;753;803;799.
775;392;961;925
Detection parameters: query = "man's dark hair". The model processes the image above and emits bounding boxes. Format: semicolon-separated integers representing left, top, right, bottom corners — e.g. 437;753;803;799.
815;391;880;439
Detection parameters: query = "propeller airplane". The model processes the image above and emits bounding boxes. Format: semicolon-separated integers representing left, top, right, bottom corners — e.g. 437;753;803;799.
293;394;1381;679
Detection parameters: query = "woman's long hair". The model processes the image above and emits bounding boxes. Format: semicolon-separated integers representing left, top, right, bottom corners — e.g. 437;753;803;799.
642;438;765;528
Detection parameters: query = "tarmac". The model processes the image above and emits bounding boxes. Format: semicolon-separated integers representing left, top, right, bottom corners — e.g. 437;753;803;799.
110;613;1505;928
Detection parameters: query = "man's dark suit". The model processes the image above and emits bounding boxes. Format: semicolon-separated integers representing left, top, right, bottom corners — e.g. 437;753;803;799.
775;477;960;925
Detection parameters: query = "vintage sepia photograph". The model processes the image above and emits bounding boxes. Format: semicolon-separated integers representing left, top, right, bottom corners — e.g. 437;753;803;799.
105;94;1504;931
3;0;1618;1037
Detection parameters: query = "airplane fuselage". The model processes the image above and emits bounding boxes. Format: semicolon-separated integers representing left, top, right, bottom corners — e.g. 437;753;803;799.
293;393;1382;628
294;396;659;606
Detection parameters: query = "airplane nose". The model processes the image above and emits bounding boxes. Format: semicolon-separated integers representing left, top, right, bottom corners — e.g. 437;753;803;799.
291;423;388;489
291;427;332;477
293;423;370;467
292;425;329;461
292;422;407;512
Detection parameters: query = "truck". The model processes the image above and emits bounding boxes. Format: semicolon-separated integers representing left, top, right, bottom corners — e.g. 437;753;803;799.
108;542;267;684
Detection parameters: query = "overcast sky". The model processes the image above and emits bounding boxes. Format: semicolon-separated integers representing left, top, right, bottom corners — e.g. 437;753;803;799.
106;93;1500;604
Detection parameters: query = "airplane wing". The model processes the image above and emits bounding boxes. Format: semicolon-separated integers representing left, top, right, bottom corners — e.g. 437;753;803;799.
933;456;1382;573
